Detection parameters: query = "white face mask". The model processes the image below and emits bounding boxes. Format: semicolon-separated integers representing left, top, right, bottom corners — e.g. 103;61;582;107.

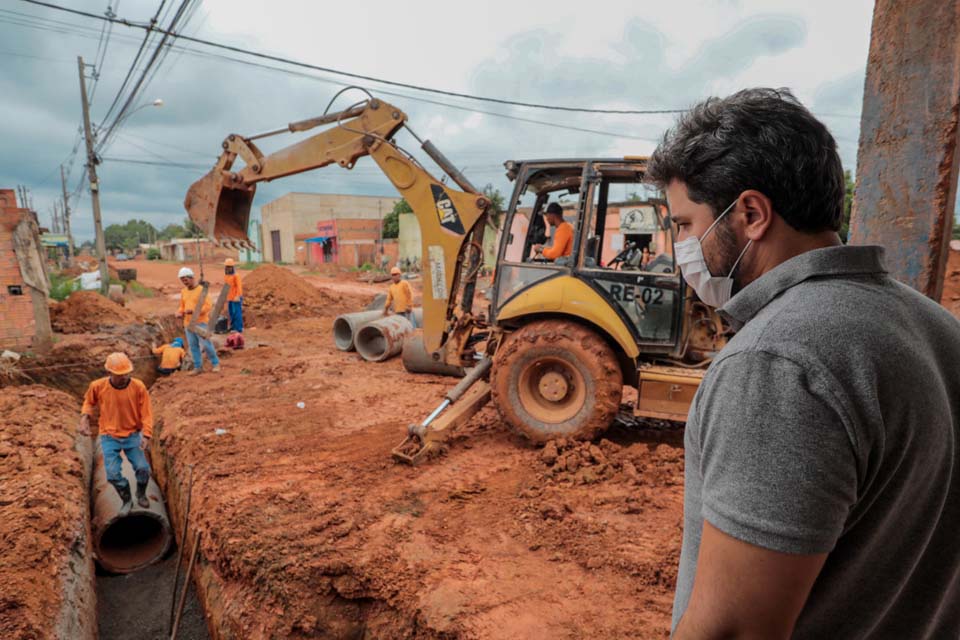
674;199;752;308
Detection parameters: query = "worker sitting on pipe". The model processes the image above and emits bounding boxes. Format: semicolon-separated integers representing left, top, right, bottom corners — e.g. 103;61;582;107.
152;337;186;376
78;352;154;514
383;266;416;327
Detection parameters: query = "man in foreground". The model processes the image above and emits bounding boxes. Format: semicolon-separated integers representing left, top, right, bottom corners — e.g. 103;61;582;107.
646;87;960;639
79;352;154;514
175;266;220;374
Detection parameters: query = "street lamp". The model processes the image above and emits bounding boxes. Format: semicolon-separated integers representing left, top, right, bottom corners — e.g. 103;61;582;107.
116;98;164;128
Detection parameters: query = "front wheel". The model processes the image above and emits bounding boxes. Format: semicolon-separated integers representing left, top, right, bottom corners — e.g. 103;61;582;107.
491;320;623;443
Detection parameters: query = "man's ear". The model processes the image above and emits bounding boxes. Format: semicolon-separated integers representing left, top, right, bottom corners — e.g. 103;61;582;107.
739;190;775;241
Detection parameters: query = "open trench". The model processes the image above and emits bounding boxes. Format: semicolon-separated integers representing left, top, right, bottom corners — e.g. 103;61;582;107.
86;333;212;640
2;317;211;640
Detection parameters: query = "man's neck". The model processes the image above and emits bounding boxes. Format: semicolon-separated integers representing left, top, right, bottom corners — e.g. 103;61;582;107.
742;229;841;288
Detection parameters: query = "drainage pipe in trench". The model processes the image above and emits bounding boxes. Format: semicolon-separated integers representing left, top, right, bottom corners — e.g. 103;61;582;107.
355;315;415;362
92;439;173;573
402;332;466;377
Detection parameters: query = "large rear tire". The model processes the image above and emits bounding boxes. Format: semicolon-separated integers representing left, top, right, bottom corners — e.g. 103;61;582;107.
491;320;623;443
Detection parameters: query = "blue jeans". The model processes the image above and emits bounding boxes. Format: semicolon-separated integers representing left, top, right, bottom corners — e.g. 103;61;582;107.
186;324;220;370
100;433;151;491
398;310;417;329
228;299;243;333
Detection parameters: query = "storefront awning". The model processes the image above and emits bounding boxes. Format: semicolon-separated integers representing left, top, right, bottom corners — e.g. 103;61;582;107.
304;236;329;244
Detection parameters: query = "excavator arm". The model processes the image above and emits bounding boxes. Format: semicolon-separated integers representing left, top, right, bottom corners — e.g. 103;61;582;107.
184;98;490;365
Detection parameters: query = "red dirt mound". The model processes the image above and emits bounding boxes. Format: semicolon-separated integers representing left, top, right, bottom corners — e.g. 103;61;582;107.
0;385;96;640
50;291;142;334
243;264;366;319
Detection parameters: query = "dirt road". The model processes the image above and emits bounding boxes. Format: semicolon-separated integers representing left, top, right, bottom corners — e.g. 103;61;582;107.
148;277;683;638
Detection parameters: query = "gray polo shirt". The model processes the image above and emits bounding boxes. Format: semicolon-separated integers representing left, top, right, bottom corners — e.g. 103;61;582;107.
673;245;960;638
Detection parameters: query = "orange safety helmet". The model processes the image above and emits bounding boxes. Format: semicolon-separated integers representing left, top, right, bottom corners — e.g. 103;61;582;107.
390;266;402;275
104;352;134;375
224;258;236;267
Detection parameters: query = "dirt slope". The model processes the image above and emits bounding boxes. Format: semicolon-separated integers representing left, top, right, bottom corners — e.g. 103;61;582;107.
50;291;142;334
152;313;683;638
0;386;96;640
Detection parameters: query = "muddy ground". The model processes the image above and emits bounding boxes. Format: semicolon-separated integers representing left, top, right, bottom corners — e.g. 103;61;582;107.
2;252;958;639
146;264;683;638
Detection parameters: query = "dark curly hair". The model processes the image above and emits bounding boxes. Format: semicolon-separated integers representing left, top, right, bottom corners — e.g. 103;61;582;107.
646;88;844;232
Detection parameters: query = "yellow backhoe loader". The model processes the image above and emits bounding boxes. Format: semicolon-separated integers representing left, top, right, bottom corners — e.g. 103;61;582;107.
184;95;730;464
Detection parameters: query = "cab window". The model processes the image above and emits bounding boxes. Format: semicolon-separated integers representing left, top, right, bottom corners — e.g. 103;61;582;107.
580;179;675;274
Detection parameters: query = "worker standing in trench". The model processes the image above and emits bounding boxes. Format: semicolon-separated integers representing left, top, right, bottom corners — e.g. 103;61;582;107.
648;88;960;639
175;266;221;374
78;352;154;515
383;266;416;327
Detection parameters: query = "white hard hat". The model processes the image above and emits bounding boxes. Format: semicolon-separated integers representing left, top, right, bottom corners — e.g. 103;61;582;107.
178;267;195;279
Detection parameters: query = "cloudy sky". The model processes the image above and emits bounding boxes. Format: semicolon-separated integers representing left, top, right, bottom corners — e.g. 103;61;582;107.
1;0;874;242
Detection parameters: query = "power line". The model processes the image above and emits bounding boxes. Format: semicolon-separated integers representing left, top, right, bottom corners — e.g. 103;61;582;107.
96;0;196;155
18;0;690;116
95;0;168;135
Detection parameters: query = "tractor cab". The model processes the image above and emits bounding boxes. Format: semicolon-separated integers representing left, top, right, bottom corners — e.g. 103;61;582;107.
492;159;696;357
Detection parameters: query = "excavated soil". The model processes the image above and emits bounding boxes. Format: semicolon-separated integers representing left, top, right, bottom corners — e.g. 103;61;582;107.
0;385;96;640
942;248;960;319
243;264;367;324
151;312;684;638
49;291;143;334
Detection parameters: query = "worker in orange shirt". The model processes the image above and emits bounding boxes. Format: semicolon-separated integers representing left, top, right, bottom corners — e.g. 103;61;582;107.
224;258;244;333
152;337;186;376
383;266;416;327
532;202;574;260
78;352;154;514
175;266;220;374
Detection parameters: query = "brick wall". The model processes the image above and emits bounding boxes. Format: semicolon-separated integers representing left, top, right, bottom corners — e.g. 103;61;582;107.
0;189;39;351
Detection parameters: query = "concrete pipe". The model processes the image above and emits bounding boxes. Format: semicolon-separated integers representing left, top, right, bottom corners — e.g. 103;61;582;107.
333;310;383;351
402;332;465;377
355;315;414;362
92;439;172;574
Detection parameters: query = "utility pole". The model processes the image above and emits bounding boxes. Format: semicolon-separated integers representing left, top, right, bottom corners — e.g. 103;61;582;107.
77;56;109;293
60;164;74;262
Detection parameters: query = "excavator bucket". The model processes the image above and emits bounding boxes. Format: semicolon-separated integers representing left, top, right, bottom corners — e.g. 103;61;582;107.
183;168;256;248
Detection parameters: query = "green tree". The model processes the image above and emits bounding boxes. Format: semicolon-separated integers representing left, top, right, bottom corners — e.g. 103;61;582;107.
184;216;203;237
626;191;645;203
953;216;960;240
158;222;188;240
482;184;506;229
840;170;855;243
104;219;157;251
382;199;411;239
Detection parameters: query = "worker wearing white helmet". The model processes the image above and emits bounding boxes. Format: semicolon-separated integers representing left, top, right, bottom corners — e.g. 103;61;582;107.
174;266;220;374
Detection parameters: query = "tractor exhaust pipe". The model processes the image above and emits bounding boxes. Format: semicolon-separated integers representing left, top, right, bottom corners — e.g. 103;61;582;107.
355;315;415;362
91;440;172;574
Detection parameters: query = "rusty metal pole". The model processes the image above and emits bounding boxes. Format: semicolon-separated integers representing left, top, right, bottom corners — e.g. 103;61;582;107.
849;0;960;300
